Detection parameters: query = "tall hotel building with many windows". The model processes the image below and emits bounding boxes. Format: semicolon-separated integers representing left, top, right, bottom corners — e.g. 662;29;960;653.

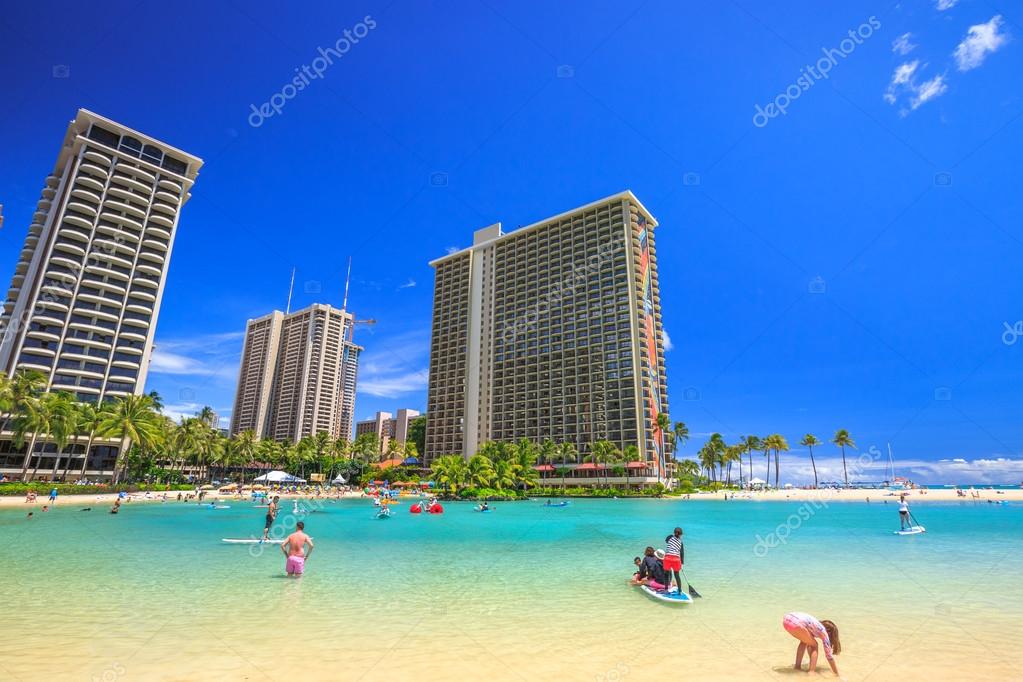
0;110;201;476
230;304;362;443
425;191;669;476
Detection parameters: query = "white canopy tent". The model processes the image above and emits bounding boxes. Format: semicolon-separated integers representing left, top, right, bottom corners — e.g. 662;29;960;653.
749;477;767;489
331;474;347;485
253;470;306;484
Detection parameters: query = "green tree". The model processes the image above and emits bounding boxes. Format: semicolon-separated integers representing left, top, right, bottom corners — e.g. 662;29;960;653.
466;454;494;488
800;433;822;489
15;395;49;481
741;435;761;486
70;401;106;480
832;429;856;486
43;392;78;479
407;414;427;458
98;394;163;483
431;454;467;494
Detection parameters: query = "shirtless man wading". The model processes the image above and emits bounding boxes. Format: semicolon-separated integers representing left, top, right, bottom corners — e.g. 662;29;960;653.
281;521;313;577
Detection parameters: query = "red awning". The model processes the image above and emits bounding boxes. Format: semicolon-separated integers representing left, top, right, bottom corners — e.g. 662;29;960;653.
575;463;605;470
534;464;555;471
626;461;651;469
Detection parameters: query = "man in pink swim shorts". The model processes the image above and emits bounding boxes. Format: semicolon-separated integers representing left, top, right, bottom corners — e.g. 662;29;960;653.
281;521;314;577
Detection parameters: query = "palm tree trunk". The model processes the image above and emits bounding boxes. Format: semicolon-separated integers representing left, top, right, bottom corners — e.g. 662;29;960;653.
809;446;818;488
78;434;96;478
20;433;40;481
841;446;849;485
50;446;64;480
774;451;780;488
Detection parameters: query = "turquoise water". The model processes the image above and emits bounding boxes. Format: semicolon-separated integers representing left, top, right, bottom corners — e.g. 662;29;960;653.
2;498;1021;680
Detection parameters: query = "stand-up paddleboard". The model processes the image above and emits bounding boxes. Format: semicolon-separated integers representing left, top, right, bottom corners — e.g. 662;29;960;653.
206;505;230;509
222;538;270;544
895;525;926;535
543;501;569;508
639;585;693;605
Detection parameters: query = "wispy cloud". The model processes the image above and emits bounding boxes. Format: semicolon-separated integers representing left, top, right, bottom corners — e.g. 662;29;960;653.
357;329;429;398
954;15;1009;71
892;32;916;56
445;246;460;255
150;331;244;381
910;73;948;109
935;0;958;11
397;278;416;290
663;329;674;352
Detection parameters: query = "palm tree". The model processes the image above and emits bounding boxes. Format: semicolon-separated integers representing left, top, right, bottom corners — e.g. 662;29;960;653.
761;434;789;488
832;429;856;486
43;392;78;479
98;394;163;483
431;454;467;495
670;421;689;488
491;458;516;490
676;458;700;482
69;402;106;480
0;370;47;436
724;444;744;486
197;405;217;428
233;430;258;485
800;433;822;488
623;444;639;490
558;441;577;489
655;412;671;480
741;435;761;487
15;396;49;481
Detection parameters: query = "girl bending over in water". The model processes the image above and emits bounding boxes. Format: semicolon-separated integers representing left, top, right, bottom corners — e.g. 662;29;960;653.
782;612;841;676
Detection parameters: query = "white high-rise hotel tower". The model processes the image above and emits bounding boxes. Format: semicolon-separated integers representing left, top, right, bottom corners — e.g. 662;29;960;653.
0;109;201;476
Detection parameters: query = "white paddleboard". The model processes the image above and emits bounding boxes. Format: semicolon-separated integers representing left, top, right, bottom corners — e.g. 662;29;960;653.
222;538;271;544
639;585;693;604
895;526;926;535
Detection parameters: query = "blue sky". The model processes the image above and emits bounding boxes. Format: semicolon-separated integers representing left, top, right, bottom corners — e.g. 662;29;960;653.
1;0;1021;483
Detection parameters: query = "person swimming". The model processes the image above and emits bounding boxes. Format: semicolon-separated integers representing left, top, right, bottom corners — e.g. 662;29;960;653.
782;612;841;676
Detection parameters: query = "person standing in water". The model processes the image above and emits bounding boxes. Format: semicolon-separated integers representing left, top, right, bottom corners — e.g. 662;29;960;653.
262;495;280;541
782;612;841;676
899;494;911;530
281;521;313;577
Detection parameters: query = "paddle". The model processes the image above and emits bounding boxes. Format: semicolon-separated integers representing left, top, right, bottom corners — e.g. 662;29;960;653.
908;509;924;529
681;569;702;598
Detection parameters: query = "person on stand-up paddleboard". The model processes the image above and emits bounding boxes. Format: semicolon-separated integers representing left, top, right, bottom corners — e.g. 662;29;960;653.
898;495;910;530
262;495;280;541
663;527;685;593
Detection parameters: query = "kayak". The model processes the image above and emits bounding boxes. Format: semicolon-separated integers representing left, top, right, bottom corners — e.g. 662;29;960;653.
639;585;693;605
543;502;569;508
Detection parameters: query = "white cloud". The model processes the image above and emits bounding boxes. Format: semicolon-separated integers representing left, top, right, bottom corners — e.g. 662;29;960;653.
150;331;244;381
397;278;416;290
722;452;1023;486
663;329;674;352
445;246;460;255
892;32;916;56
954;15;1009;71
911;73;949;109
357;330;430;398
884;60;948;112
936;0;958;10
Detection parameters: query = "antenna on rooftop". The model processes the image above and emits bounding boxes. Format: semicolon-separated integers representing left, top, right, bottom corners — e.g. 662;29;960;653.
285;267;296;314
342;256;352;312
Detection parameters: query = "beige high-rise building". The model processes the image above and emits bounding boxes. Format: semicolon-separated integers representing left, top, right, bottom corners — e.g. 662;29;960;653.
230;303;362;443
0;109;201;478
425;191;669;479
355;408;420;452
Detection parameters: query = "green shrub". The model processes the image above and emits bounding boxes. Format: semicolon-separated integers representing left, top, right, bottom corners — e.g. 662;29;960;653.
0;482;194;496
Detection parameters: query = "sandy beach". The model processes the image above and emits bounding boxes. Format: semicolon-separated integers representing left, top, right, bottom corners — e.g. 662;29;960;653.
3;485;1019;508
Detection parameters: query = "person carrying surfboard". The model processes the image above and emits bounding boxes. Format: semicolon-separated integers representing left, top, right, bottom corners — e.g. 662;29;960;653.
663;527;685;593
898;495;910;530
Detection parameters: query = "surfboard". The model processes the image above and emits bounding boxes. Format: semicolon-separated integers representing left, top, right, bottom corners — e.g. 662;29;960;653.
894;526;926;535
639;585;693;604
222;538;270;544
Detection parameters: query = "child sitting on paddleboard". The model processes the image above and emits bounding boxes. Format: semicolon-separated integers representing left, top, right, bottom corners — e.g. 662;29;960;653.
632;547;669;590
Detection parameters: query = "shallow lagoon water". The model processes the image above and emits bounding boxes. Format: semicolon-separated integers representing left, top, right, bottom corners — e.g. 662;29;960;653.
2;497;1020;680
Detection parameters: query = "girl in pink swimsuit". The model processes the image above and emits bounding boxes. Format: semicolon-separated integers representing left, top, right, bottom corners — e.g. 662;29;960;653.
782;612;841;676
